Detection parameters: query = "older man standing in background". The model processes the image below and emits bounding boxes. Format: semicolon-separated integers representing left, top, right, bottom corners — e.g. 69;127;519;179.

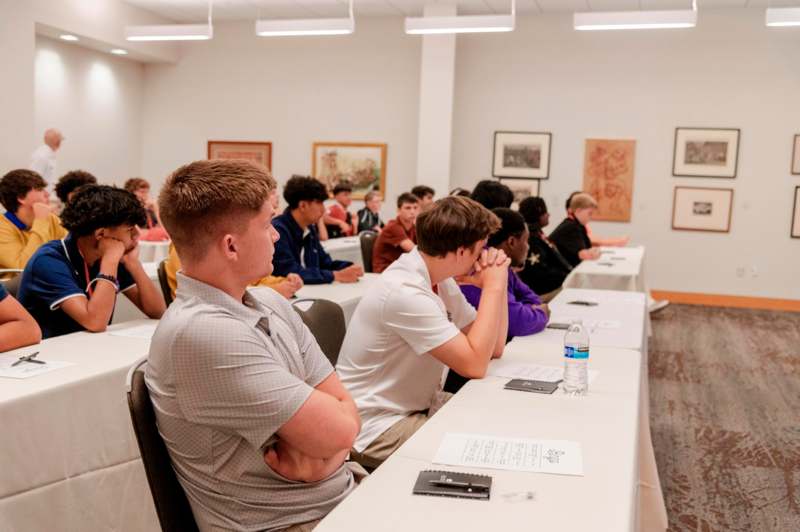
29;128;64;189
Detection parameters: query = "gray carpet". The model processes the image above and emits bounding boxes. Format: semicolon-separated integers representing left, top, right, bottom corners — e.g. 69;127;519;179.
649;304;800;531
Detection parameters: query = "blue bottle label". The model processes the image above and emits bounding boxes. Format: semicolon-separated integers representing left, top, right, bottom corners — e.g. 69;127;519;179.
564;346;589;360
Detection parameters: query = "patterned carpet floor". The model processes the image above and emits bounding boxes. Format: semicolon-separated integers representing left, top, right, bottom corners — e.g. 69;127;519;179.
649;304;800;532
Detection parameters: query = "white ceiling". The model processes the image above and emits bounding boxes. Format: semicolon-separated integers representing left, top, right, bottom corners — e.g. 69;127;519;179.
123;0;798;23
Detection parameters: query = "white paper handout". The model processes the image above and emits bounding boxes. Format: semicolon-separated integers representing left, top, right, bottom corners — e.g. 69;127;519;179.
433;433;584;476
109;322;158;339
0;357;74;379
487;360;599;384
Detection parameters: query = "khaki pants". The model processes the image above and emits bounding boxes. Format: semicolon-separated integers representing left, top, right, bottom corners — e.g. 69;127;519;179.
280;462;368;532
349;412;429;470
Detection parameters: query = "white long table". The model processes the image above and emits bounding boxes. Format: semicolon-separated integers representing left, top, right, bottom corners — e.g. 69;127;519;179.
112;261;160;324
563;246;646;293
295;273;379;325
321;236;363;266
539;288;646;351
0;320;158;532
136;240;170;263
318;341;644;532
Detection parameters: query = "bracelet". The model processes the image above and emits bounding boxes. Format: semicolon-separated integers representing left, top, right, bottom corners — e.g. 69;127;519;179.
94;273;120;292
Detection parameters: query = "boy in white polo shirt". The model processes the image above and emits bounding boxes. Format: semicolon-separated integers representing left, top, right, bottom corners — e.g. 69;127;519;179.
336;196;510;468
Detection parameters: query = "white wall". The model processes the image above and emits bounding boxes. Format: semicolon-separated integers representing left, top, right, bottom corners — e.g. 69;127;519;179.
0;0;35;172
35;36;145;184
140;18;421;218
450;9;800;299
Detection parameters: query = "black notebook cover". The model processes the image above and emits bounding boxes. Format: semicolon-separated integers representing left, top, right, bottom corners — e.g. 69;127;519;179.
412;470;492;500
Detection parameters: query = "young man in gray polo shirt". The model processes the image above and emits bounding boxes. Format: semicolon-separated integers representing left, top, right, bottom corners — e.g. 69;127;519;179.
146;160;362;532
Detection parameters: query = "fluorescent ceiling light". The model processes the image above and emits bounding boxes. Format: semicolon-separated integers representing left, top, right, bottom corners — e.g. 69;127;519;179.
256;18;353;37
256;0;354;37
125;24;212;41
405;0;515;35
766;7;800;27
574;0;697;31
110;48;128;55
60;34;79;41
405;15;514;34
126;0;213;41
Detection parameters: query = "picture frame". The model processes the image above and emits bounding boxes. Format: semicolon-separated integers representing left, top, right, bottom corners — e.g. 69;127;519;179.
583;138;636;222
207;140;272;170
671;186;734;233
492;131;551;180
792;187;800;239
792;134;800;175
672;127;740;178
500;178;540;208
312;142;387;200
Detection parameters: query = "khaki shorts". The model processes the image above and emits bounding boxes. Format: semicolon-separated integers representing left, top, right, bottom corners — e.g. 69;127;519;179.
349;412;429;470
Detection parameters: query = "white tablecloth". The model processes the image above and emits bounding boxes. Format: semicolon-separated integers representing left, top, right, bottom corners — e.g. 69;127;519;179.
136;241;170;263
318;341;644;532
295;273;379;325
0;320;159;532
540;288;646;351
563;246;646;292
111;262;160;324
321;237;363;266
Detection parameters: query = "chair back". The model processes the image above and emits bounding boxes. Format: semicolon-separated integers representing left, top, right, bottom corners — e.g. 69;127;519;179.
0;270;22;298
157;260;174;306
126;360;198;532
292;299;346;366
359;231;378;273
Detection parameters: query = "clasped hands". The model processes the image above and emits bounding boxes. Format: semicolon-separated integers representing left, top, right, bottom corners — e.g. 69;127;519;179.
455;247;511;289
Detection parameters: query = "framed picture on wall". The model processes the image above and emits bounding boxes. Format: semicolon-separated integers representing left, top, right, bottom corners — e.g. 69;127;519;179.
792;187;800;239
583;138;636;222
312;142;387;200
492;131;551;179
500;178;540;208
672;127;740;178
792;134;800;175
671;186;734;233
207;140;272;170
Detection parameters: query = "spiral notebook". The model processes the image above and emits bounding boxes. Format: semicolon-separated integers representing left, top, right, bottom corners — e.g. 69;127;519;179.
412;469;492;500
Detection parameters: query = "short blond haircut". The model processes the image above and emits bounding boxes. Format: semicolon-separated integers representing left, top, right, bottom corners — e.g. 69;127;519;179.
158;160;276;262
416;196;500;258
569;192;598;211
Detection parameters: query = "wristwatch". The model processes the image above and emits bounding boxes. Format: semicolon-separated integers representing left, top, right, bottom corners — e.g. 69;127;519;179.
95;273;120;291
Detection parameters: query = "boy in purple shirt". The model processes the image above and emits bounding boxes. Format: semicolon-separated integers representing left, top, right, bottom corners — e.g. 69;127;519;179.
459;207;549;339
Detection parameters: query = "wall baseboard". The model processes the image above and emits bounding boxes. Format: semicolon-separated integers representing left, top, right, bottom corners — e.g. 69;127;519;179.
651;290;800;312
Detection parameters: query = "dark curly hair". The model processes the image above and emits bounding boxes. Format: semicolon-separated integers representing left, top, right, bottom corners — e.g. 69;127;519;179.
487;208;526;248
0;169;47;213
411;185;435;199
332;181;353;195
470;180;513;210
518;196;548;231
55;170;98;204
284;175;328;209
60;185;146;237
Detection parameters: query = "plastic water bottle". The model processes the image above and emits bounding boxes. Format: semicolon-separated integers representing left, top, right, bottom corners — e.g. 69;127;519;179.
563;319;589;396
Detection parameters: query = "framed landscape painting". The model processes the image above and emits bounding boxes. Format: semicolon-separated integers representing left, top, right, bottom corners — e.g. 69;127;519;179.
792;135;800;175
500;178;540;208
312;142;387;199
672;186;734;233
792;187;800;239
492;131;551;179
207;140;272;170
672;127;740;178
583;138;636;222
